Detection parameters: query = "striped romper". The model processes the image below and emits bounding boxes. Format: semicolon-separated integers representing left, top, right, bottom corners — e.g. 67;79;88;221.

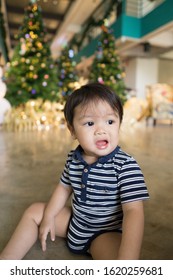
60;145;149;254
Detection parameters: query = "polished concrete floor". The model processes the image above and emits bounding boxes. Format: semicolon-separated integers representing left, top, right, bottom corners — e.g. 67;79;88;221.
0;121;173;260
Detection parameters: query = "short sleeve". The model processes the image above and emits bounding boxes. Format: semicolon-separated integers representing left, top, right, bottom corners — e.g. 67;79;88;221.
118;157;149;203
60;150;74;187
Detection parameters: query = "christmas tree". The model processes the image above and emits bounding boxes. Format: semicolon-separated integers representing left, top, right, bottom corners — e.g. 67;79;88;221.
56;46;78;103
5;0;58;107
89;24;127;104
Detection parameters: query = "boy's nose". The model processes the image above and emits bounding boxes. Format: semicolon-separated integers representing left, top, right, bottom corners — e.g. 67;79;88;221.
95;128;106;135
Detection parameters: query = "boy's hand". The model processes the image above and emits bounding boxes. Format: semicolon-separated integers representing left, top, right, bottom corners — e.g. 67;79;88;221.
39;217;55;251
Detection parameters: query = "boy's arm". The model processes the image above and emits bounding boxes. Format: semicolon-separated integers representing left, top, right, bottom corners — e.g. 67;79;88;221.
117;200;144;260
39;182;72;251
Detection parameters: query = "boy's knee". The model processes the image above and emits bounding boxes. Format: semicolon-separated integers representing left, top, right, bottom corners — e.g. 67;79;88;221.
23;202;45;224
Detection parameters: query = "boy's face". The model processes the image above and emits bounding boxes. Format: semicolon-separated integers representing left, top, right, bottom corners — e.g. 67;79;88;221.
69;100;120;164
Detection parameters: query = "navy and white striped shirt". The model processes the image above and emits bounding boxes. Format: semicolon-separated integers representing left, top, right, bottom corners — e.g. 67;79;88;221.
60;145;149;230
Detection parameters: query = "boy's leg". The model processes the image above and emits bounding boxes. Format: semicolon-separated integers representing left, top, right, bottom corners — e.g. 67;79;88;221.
0;203;71;260
54;205;71;238
89;232;121;260
0;202;46;260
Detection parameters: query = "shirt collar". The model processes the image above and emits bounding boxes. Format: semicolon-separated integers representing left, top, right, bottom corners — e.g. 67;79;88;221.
73;145;120;165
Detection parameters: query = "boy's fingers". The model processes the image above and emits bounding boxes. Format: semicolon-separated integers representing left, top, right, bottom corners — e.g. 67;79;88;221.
50;228;55;242
41;234;47;251
41;240;46;251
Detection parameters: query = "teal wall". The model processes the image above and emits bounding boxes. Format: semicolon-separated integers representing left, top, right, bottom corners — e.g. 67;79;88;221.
141;0;173;36
112;14;141;39
75;37;98;63
114;0;173;39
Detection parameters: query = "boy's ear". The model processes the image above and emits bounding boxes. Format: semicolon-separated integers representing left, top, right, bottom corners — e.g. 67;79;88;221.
68;124;76;140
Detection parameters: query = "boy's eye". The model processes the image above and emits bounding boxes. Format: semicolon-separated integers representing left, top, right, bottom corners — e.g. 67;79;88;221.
107;120;114;125
85;121;94;126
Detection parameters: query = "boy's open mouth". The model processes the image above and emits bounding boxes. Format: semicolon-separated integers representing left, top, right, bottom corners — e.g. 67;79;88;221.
96;140;108;149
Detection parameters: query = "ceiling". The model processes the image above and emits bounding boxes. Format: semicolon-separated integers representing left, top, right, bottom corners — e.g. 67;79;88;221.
4;0;74;49
2;0;105;59
1;0;173;63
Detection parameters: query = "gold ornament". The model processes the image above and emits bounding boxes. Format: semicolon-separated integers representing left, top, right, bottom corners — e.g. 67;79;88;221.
29;65;34;71
2;98;67;132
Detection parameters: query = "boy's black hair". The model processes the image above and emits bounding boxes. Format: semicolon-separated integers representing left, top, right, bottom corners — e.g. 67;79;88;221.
64;82;123;127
